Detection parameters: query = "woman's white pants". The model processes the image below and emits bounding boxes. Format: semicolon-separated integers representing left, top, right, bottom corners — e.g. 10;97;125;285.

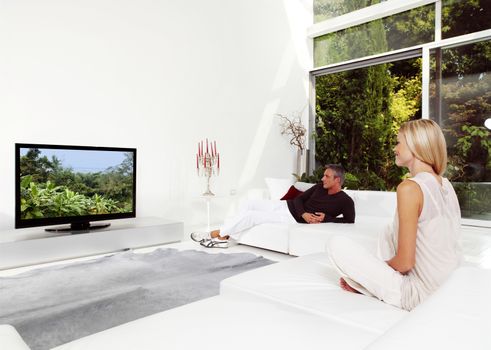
326;235;403;308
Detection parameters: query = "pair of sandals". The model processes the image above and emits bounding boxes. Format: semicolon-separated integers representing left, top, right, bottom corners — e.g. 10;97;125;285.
199;238;228;249
190;232;228;248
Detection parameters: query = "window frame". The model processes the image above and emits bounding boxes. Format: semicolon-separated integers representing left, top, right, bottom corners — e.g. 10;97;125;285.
310;0;436;37
309;0;491;228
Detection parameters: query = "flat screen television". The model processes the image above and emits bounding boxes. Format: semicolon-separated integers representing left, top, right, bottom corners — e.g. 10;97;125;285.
15;143;136;232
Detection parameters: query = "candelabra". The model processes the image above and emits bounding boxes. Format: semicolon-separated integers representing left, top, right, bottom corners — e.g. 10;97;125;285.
196;139;220;196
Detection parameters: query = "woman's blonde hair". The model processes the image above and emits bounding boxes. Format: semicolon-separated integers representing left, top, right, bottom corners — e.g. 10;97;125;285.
399;119;447;175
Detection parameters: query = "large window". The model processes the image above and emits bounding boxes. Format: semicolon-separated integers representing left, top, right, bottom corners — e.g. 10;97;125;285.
314;0;386;23
430;39;491;220
442;0;491;39
311;0;491;223
314;5;434;67
315;56;421;190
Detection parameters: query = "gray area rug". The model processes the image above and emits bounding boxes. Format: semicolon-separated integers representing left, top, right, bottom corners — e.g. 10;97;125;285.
0;248;274;350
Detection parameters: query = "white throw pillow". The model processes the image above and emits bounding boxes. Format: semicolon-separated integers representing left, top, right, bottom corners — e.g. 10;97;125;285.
264;177;295;200
293;181;316;192
344;189;357;207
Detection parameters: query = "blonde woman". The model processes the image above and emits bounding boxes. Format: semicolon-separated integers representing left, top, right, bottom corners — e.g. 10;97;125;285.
327;119;462;311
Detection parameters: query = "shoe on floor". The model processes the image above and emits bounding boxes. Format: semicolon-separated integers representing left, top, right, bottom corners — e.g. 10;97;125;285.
190;231;212;242
200;238;229;249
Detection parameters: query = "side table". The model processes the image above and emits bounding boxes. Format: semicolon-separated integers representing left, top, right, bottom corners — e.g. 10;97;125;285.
200;195;228;232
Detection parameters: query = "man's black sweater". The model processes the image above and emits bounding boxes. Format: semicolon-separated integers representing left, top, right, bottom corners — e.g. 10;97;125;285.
287;183;355;223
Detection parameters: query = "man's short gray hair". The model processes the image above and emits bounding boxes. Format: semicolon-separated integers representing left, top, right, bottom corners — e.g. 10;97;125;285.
325;164;345;186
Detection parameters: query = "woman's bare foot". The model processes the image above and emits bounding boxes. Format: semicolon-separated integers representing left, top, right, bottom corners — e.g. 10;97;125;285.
339;278;361;294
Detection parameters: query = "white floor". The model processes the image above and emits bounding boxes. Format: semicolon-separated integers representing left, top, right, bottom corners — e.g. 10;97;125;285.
0;228;294;277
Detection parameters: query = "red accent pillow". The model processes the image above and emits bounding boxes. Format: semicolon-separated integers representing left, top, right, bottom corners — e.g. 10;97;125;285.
280;185;303;200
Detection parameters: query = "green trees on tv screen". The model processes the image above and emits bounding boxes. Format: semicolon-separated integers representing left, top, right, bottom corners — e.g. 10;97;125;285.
19;149;134;219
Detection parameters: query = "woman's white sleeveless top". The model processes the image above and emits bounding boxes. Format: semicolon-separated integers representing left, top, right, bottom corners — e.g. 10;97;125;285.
385;172;462;311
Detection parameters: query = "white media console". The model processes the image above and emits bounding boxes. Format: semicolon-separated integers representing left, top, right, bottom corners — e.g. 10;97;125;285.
0;217;183;270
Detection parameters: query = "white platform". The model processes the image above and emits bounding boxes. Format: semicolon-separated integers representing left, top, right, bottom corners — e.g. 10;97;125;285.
220;253;407;334
365;267;491;350
0;217;183;270
2;238;491;349
51;295;381;350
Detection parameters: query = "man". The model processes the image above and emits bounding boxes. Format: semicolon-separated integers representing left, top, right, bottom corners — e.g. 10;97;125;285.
191;164;355;248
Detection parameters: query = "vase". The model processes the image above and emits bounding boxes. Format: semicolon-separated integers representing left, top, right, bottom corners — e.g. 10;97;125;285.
296;149;303;176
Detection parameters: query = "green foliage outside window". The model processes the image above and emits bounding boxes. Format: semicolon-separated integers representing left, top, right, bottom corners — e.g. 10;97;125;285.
442;0;491;39
314;60;421;190
314;5;434;67
313;7;422;191
430;40;491;219
314;0;383;23
312;0;490;219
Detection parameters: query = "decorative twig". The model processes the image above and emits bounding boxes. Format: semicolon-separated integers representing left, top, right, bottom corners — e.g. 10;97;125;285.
276;113;306;151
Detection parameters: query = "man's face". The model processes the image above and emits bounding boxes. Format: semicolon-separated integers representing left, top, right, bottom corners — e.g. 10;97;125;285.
321;169;338;189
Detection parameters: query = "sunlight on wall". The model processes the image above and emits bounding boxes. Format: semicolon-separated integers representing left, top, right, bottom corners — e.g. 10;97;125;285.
237;99;280;189
283;0;312;97
271;41;297;91
235;0;312;192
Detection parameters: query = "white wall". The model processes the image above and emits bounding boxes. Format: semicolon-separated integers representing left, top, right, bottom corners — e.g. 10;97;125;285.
0;0;312;231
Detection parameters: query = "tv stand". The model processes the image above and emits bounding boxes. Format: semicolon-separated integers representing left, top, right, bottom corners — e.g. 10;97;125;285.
45;222;111;233
0;217;183;270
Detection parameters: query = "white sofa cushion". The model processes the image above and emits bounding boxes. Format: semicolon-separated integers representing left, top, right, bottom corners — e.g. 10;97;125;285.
353;190;396;217
221;253;407;334
235;188;395;256
293;181;316;192
264;177;294;199
0;325;31;350
235;214;392;257
235;223;291;254
365;267;491;350
289;215;392;256
52;295;381;350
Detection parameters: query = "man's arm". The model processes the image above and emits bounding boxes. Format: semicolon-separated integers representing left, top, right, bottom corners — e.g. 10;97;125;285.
322;196;355;223
302;212;324;224
293;183;318;216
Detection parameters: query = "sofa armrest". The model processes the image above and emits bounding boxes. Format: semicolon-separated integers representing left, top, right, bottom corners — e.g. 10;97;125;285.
349;190;396;218
364;267;491;350
0;325;31;350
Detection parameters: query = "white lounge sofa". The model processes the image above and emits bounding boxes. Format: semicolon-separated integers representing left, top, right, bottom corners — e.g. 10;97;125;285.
2;184;490;349
236;186;396;256
5;249;488;349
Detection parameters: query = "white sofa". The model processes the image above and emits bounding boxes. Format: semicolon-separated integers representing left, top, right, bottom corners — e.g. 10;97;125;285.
236;186;396;256
6;251;488;349
2;184;490;349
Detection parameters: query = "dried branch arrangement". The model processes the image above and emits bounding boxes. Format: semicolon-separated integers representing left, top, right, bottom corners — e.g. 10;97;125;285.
277;113;306;151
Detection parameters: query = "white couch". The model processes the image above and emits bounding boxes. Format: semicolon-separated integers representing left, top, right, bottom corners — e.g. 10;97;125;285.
7;252;488;350
2;184;490;349
236;185;396;256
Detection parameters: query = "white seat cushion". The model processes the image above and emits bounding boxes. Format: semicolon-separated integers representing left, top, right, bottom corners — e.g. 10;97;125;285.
264;177;294;199
353;191;396;217
235;223;291;253
0;325;31;350
365;267;491;350
52;295;380;350
289;216;392;256
221;253;407;334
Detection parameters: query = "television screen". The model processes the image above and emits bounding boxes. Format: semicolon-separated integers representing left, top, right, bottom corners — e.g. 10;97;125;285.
15;143;136;230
